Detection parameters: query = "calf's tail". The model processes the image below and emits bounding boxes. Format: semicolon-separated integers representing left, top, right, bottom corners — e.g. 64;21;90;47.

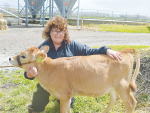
119;49;140;92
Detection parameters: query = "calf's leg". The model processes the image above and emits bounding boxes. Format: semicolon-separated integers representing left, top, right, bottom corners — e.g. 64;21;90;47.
117;84;136;113
103;89;119;113
60;98;71;113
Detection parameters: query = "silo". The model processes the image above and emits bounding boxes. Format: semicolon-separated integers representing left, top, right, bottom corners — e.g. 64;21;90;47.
54;0;77;18
24;0;46;20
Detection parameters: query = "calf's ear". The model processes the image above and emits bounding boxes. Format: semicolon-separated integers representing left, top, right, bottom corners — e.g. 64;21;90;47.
36;53;47;62
40;46;50;53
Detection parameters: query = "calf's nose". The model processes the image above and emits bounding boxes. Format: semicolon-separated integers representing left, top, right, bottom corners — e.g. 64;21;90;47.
9;58;11;61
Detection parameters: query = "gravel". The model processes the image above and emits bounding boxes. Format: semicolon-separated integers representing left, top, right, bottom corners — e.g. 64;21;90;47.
0;24;150;66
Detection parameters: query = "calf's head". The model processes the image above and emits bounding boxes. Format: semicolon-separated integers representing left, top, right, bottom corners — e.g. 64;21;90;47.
9;46;49;70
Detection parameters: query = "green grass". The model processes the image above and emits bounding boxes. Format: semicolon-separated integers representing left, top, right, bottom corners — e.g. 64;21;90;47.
0;71;125;113
0;45;150;113
103;45;150;51
79;16;148;22
0;69;124;113
84;24;150;33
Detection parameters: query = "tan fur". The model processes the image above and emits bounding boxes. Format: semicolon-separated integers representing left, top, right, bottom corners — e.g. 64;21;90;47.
9;46;140;113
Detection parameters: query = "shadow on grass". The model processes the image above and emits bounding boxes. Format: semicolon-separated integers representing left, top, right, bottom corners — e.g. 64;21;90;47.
146;26;150;32
44;101;60;113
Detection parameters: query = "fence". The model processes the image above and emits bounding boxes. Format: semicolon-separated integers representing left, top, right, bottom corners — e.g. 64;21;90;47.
69;9;150;23
0;5;150;23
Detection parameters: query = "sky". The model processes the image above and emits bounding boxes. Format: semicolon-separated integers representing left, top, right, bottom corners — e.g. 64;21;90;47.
0;0;150;15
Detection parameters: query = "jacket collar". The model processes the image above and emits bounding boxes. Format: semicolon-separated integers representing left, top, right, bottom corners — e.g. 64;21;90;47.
48;38;65;51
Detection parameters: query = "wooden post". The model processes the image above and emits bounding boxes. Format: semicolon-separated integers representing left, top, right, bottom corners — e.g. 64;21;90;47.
81;18;83;30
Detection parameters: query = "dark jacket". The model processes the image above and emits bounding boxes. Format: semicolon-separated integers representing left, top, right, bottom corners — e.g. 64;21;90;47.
24;39;110;80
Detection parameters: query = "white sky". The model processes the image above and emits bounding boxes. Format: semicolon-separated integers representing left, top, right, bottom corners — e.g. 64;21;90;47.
0;0;150;15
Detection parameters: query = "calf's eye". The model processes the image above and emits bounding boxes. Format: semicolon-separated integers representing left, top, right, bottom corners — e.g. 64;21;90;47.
21;55;26;59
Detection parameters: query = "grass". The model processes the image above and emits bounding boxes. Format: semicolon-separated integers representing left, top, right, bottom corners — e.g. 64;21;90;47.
84;24;150;33
103;45;150;51
0;70;125;113
1;45;150;113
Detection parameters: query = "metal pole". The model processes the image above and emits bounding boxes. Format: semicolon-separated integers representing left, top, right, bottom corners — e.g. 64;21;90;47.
112;11;113;22
125;12;127;22
49;0;51;20
52;0;53;17
77;0;80;28
63;0;65;18
40;7;42;25
81;18;83;30
25;0;28;26
145;14;147;22
97;10;99;19
43;0;45;27
81;9;82;18
18;0;19;25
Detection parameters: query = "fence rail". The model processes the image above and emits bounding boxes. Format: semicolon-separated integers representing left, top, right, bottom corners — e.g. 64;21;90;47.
69;9;150;23
0;5;150;23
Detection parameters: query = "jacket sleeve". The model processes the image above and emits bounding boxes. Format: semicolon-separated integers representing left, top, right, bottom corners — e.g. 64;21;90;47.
72;40;110;56
24;71;35;80
24;41;48;80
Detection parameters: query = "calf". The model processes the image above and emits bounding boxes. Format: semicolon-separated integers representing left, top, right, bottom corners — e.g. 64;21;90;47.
9;46;140;113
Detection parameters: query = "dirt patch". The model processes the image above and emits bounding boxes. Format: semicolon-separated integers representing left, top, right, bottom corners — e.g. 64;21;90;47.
132;50;150;112
0;81;20;89
0;24;150;56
